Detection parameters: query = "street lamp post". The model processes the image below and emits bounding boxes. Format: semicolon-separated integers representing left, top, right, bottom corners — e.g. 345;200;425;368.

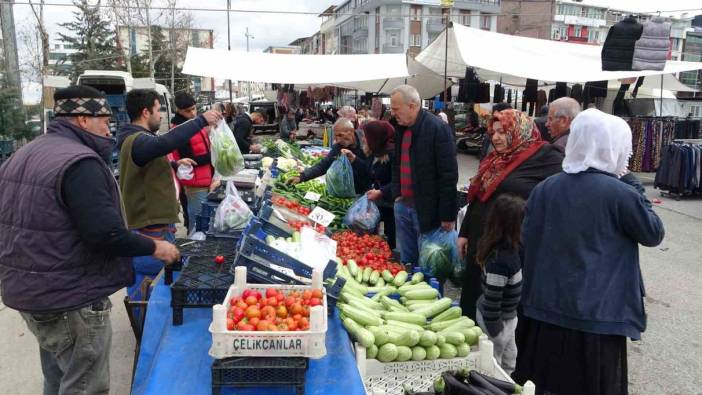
227;0;233;103
245;27;254;103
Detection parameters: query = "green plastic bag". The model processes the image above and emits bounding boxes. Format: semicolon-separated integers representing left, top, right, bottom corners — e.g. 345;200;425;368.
326;155;355;198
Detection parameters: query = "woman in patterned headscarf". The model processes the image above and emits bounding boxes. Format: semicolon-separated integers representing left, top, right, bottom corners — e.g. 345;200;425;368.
458;109;564;321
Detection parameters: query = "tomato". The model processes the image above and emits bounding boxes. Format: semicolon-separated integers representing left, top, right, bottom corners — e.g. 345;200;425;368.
249;317;260;327
250;290;262;300
302;290;312;300
293;314;302;321
267;297;278;307
226;318;235;330
286;318;298;331
285;296;296;307
311;289;323;299
229;297;239;306
278;323;289;331
245;296;258;306
236;320;248;330
276;305;288;318
256;320;270;331
214;255;225;265
261;306;276;319
268;323;278;331
232;308;245;323
276;293;285;302
265;288;278;299
242;290;252;299
245;305;261;319
241;324;255;331
309;297;321;307
299;317;309;329
291;302;303;316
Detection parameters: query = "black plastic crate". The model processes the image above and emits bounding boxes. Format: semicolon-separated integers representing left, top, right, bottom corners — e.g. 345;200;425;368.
211;357;308;395
166;239;239;285
170;255;235;326
195;214;210;233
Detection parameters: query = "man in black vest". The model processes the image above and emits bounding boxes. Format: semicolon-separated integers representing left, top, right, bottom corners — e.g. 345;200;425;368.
0;86;180;394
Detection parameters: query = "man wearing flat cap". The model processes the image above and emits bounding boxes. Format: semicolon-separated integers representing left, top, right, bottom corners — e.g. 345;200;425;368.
0;85;180;394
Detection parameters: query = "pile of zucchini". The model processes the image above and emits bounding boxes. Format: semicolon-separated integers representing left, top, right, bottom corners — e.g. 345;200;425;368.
336;263;483;363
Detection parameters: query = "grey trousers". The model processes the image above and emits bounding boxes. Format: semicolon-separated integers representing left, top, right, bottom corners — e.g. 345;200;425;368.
477;309;518;375
20;298;112;395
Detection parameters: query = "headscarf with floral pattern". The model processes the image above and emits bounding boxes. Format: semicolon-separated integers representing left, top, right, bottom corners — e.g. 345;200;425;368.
468;109;546;203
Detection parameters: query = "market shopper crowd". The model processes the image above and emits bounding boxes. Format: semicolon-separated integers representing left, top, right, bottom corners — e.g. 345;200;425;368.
0;82;664;395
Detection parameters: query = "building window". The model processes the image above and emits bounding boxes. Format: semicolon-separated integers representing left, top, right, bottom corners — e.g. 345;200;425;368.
460;11;471;26
386;4;401;16
375;30;380;49
386;30;400;46
588;30;599;43
376;7;380;23
411;6;421;22
574;26;582;38
552;27;561;40
480;15;491;30
410;34;421;47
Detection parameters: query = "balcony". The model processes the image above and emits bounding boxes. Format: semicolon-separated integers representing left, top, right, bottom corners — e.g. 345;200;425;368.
382;44;405;54
353;26;368;39
455;0;500;14
383;17;404;29
427;19;446;34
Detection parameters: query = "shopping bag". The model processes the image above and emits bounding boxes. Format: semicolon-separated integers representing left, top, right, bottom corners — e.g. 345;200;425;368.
343;195;380;233
210;120;244;179
214;182;253;232
325;155;355;198
419;228;461;280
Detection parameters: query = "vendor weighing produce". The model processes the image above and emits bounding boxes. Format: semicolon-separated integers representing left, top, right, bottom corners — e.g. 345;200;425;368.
0;85;180;394
117;89;222;298
288;118;371;194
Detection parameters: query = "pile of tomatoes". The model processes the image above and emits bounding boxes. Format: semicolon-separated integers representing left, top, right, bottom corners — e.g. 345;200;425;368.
226;287;323;332
332;231;404;275
273;196;312;216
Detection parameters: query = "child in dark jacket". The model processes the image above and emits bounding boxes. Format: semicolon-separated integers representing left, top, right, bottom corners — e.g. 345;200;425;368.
475;193;525;375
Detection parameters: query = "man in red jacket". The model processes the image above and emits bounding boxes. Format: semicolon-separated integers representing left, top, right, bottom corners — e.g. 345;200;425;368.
170;92;216;235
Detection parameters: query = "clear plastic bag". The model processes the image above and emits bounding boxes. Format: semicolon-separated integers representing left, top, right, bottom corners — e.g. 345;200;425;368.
419;228;461;280
214;182;253;233
325;155;355;198
343;195;380;233
210;120;244;180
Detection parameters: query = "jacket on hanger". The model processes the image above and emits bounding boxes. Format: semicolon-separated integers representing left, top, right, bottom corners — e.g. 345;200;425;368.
632;17;672;71
601;17;644;71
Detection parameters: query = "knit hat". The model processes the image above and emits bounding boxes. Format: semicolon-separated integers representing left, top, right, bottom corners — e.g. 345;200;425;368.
54;85;112;117
174;92;196;110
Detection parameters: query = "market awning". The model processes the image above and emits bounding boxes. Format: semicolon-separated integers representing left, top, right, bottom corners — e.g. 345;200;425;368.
182;47;411;85
416;23;702;90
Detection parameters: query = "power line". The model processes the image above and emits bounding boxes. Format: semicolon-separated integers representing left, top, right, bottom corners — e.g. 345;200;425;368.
3;1;700;19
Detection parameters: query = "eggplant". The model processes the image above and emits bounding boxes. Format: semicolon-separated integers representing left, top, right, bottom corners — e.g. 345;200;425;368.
442;371;487;395
467;370;510;395
468;371;521;394
433;376;445;394
402;382;435;395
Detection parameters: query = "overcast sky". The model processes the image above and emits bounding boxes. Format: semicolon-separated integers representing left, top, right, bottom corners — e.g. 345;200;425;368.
13;0;702;103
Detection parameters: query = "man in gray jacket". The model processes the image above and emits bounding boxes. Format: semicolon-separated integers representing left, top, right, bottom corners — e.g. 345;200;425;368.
547;97;580;152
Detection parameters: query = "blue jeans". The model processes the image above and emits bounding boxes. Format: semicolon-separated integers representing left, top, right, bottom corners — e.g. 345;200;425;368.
185;187;209;234
20;298;112;395
394;200;421;265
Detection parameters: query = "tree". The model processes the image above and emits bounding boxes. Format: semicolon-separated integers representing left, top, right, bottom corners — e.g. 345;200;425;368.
58;0;124;81
0;88;31;141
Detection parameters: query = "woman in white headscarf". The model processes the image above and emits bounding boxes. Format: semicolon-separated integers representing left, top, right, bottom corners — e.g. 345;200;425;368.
513;109;665;395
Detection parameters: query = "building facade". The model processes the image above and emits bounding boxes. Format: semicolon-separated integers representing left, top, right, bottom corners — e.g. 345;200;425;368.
320;6;338;54
47;41;78;74
116;25;215;96
263;46;301;54
331;0;499;56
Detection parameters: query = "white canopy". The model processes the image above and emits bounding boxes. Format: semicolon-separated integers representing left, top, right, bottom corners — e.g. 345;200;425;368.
182;47;410;85
416;23;702;90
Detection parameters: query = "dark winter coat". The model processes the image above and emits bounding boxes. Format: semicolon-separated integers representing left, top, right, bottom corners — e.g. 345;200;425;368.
300;130;370;194
602;17;644;71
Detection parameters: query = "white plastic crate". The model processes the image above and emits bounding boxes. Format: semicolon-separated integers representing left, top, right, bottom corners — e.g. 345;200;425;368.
355;337;535;395
209;266;328;359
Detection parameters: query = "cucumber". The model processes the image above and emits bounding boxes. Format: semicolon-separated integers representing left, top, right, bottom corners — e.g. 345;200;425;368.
376;277;385;287
411;346;427;361
367;326;391;346
382;311;427;326
444;332;466;346
377;343;398;362
362;267;372;283
396;346;412;362
393;270;409;287
369;270;380;285
413;297;452;318
348;259;359;276
410;272;424;284
381;270;394;283
403;288;440;301
385;320;425;333
456;342;470;357
439;343;457;359
436;334;446;346
340;305;382;327
432;306;462;323
367;344;378;359
342;317;375;348
355;268;364;283
425;345;441;360
426;316;473;332
419;330;438;347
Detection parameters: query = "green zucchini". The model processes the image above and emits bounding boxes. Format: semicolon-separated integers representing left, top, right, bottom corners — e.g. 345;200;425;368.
411;346;427;361
432;306;462;323
367;344;379;359
377;343;398;362
413;297;452;318
419;330;438;347
456;342;470;357
444;332;466;346
362;267;372;283
381;270;394;283
403;288;440;300
393;270;409;287
367;326;390;346
385;320;425;333
369;270;380;285
342;317;375;348
355;268;363;283
439;343;457;359
347;259;359;276
382;311;427;326
410;272;424;284
376;277;385;287
340;305;382;327
436;334;446;346
396;346;412;362
426;316;473;332
425;345;441;360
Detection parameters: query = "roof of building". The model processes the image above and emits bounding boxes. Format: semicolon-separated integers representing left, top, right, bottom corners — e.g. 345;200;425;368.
319;5;336;17
289;38;309;46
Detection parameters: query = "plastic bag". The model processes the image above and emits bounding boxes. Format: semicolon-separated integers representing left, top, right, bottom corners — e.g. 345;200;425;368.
326;155;355;198
343;195;380;233
210;120;244;180
419;228;461;280
214;182;253;233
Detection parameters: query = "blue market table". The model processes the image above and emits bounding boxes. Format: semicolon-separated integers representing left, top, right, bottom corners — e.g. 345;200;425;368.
131;275;366;395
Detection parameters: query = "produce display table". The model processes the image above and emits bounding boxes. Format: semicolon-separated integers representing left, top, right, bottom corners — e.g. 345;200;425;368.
132;274;366;395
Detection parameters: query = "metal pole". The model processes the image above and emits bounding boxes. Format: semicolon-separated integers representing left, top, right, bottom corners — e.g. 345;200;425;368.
170;4;175;94
443;9;450;110
245;27;253;103
659;74;663;117
226;0;233;102
146;3;154;79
